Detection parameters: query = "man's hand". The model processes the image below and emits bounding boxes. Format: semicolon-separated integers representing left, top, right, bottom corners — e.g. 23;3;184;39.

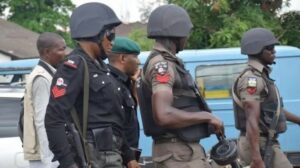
250;158;265;168
209;115;224;135
131;68;141;81
127;160;140;168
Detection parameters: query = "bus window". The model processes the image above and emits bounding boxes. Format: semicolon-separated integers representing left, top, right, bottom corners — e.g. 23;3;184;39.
195;63;247;99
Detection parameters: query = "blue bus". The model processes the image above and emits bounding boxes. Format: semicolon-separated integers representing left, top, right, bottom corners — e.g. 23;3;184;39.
0;45;299;167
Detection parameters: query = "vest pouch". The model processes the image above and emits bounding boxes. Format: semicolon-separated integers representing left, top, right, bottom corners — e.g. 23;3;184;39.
173;98;210;142
233;102;246;131
261;102;277;125
92;127;113;151
177;123;210;142
261;103;287;133
276;111;287;133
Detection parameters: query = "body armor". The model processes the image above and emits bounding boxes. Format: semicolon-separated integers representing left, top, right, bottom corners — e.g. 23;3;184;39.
233;68;287;134
137;51;211;142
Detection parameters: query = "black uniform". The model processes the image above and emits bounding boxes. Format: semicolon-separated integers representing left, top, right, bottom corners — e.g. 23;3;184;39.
108;65;140;148
45;47;134;167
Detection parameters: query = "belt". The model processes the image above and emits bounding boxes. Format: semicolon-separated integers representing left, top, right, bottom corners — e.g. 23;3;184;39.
153;137;182;144
87;130;123;150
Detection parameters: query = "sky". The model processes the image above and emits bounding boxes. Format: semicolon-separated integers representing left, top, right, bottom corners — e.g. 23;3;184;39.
71;0;154;23
71;0;300;23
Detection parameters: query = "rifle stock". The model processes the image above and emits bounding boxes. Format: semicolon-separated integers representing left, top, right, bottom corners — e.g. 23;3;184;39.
66;123;88;168
263;134;275;168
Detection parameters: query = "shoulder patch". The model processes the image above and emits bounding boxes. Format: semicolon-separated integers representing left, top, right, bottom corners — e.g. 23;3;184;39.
247;77;257;87
247;77;257;94
51;77;67;98
154;61;170;83
154;61;168;75
64;59;78;69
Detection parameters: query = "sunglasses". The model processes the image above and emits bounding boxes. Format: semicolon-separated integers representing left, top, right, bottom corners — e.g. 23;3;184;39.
264;45;275;51
105;29;115;41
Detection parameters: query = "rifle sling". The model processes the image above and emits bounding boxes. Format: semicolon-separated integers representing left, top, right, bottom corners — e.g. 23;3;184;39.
70;56;91;166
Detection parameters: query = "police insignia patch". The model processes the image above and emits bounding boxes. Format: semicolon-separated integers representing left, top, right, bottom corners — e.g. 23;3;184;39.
154;61;168;75
247;77;257;87
52;78;67;98
247;77;257;94
154;61;170;83
56;78;67;87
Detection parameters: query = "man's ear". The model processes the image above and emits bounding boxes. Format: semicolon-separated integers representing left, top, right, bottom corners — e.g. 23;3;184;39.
120;54;126;63
41;48;50;58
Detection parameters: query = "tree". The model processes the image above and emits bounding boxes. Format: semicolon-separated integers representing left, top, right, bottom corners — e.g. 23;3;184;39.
280;11;300;47
139;0;167;23
0;0;75;47
167;0;290;49
128;28;154;51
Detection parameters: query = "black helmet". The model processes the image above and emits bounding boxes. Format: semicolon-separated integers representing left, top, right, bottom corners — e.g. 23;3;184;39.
70;2;121;39
210;136;238;165
147;4;193;38
241;28;279;55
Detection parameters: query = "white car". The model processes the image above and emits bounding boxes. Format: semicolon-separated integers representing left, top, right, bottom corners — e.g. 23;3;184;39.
0;60;36;168
0;86;29;168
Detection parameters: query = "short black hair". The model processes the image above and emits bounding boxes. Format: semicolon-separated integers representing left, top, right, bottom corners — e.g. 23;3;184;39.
36;32;63;56
108;52;121;63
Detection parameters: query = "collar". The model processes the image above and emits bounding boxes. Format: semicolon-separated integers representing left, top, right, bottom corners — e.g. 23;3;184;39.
107;64;129;84
153;42;183;65
153;42;177;58
40;60;56;73
248;58;272;75
75;47;109;72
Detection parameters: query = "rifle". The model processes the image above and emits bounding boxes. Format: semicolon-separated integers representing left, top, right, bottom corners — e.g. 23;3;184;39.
192;82;211;112
65;123;88;168
67;55;91;167
263;130;275;168
232;84;281;168
263;87;281;168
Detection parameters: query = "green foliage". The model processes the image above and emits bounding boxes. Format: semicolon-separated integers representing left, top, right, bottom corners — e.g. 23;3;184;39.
166;0;291;49
280;11;300;47
1;0;75;47
128;28;154;51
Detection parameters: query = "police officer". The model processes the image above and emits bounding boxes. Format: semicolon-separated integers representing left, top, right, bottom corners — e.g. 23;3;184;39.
232;27;300;168
108;37;141;162
45;3;139;168
137;4;224;167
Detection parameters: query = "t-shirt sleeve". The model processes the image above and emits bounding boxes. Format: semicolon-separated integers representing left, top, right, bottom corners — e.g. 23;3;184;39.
146;56;175;93
237;73;266;102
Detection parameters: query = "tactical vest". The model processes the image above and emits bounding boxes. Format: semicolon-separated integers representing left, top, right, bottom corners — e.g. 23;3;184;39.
233;67;287;134
137;51;211;142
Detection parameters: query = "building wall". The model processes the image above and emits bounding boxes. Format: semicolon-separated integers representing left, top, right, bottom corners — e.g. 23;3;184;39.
0;53;11;63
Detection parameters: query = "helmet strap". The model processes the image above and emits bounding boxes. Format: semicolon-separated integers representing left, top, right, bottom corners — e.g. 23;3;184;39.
98;41;107;60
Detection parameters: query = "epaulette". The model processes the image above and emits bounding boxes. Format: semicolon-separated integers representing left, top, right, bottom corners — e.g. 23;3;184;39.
63;55;81;69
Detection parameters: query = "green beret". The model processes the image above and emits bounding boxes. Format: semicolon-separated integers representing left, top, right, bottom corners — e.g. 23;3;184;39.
112;37;141;55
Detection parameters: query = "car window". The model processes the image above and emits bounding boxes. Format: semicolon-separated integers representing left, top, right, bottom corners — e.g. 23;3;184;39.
0;74;27;87
195;63;247;99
